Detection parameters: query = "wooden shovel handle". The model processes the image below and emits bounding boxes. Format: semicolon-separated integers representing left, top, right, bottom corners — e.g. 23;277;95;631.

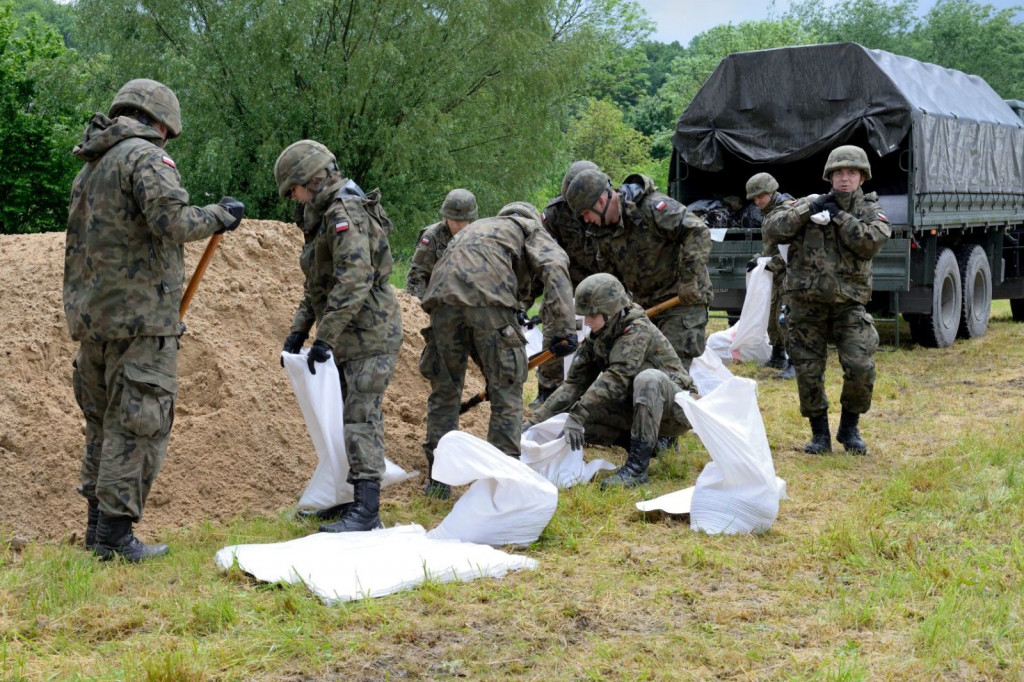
178;233;223;322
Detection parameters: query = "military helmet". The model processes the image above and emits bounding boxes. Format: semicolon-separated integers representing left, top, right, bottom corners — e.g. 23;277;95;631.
108;79;182;139
565;168;612;216
561;160;599;198
440;188;478;222
574;273;630;317
497;201;542;224
274;140;336;198
823;145;872;181
745;172;779;200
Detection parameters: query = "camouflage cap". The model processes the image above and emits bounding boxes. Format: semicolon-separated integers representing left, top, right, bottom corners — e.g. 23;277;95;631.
274;140;336;198
497;201;542;225
574;273;630;317
745;172;779;199
441;188;478;222
561;160;599;198
565;168;612;216
108;79;182;139
823;145;872;181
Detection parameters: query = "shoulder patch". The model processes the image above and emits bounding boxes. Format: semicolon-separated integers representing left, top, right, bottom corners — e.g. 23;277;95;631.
541;211;546;221
161;155;176;168
622;324;633;334
335;220;349;233
877;212;888;222
655;200;666;211
420;237;430;246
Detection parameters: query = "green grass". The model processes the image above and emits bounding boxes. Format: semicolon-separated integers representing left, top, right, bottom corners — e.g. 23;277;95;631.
3;316;1023;680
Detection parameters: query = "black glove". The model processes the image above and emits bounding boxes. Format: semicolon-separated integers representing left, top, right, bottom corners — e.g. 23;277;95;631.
306;340;332;374
516;310;529;327
562;415;585;451
549;335;578;358
808;193;831;214
822;199;842;220
216;196;245;233
280;331;308;367
746;258;758;273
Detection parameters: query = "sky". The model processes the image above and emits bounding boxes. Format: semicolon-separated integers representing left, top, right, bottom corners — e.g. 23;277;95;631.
635;0;1024;46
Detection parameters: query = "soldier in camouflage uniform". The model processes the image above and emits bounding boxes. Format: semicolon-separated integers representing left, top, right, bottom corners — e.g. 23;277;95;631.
531;161;603;408
525;274;694;488
405;189;478;300
565;168;712;371
762;146;891;455
275;140;402;531
64;79;244;562
419;202;576;498
744;173;795;378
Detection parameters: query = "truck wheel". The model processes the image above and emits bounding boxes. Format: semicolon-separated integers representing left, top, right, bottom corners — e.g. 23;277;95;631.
908;247;961;348
1011;298;1024;322
956;244;991;338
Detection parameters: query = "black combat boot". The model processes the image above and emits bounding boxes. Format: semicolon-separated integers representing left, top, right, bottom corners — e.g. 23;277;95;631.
528;385;556;410
297;502;352;521
766;344;788;369
804;415;832;454
94;513;169;562
654;436;678;458
836;410;867;454
776;360;796;380
320;480;383;532
601;439;654;489
85;499;99;551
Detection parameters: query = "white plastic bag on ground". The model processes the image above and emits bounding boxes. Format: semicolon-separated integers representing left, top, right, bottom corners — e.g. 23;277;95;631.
705;258;773;365
689;346;734;397
281;350;414;511
427;431;558;547
521;413;615;488
675;376;787;534
214;524;537;604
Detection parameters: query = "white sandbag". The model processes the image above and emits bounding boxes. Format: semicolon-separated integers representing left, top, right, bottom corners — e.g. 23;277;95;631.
636;487;695;514
705;257;773;365
215;524;537;604
281;350;415;511
521;413;615;488
689;346;734;397
427;431;558;547
676;376;787;534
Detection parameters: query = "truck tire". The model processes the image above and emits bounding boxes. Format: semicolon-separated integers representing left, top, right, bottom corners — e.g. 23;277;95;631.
908;247;961;348
1011;298;1024;322
956;244;992;338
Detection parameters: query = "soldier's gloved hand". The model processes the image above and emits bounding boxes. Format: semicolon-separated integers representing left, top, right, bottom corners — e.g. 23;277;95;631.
822;199;842;220
280;331;308;367
306;340;332;374
516;310;529;327
808;193;830;214
549;334;578;357
562;415;585;451
746;258;758;273
216;196;245;233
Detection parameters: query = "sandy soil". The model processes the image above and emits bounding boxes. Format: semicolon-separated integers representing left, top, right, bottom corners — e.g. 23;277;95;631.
0;220;491;541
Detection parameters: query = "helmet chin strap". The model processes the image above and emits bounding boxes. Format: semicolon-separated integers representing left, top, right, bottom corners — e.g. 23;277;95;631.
596;189;613;226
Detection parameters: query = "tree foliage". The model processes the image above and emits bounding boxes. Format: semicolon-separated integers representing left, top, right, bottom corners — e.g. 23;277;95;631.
568;98;650;183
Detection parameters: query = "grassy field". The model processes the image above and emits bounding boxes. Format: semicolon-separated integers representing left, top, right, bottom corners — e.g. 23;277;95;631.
2;304;1022;681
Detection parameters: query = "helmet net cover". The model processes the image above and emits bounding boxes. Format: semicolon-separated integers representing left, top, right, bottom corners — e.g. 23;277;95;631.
823;145;872;182
745;172;779;199
108;79;182;139
441;188;478;221
565;168;612;216
561;160;599;198
574;273;630;317
274;140;337;197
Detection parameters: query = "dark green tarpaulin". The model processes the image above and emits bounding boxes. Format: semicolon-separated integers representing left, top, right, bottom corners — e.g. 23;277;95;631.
673;43;1024;195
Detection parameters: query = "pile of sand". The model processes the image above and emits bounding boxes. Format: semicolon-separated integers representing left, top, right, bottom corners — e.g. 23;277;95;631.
0;220;492;541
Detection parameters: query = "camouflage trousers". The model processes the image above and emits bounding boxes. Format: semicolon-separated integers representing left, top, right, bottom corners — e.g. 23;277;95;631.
651;303;707;371
768;270;788;349
421;305;527;464
72;335;178;522
336;352;396;483
785;297;879;418
577;369;692;446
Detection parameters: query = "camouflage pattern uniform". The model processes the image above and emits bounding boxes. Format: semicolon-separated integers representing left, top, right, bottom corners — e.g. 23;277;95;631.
754;191;793;349
420;203;575;462
406;220;454;301
64;113;235;522
290;176;403;483
762;188;890;418
588;174;713;370
531;303;694;446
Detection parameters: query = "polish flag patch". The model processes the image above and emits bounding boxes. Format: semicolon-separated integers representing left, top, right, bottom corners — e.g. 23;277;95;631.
655;200;667;211
420;237;430;245
541;212;547;221
335;221;349;232
161;155;176;167
878;212;888;221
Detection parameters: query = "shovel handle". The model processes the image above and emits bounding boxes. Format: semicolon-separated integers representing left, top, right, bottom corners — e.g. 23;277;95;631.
179;233;223;322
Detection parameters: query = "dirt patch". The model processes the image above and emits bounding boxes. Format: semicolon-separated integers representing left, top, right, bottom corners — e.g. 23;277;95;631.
0;221;491;540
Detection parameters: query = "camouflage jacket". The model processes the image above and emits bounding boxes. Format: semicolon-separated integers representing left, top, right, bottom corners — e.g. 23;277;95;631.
63;114;234;341
754;191;792;274
589;174;713;309
762;188;891;304
405;220;453;301
532;303;694;425
290;177;403;360
421;212;575;340
542;196;599;287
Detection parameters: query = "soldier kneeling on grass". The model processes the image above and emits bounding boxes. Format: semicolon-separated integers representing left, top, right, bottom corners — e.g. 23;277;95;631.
524;274;695;489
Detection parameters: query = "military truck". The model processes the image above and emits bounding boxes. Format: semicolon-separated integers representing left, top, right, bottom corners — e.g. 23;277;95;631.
669;42;1024;347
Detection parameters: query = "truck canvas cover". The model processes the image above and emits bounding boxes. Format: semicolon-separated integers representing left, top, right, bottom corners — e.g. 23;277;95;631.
673;42;1024;196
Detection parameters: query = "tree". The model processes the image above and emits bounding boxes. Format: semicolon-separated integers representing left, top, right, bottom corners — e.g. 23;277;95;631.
567;98;650;183
0;5;95;233
8;0;77;46
75;0;649;254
